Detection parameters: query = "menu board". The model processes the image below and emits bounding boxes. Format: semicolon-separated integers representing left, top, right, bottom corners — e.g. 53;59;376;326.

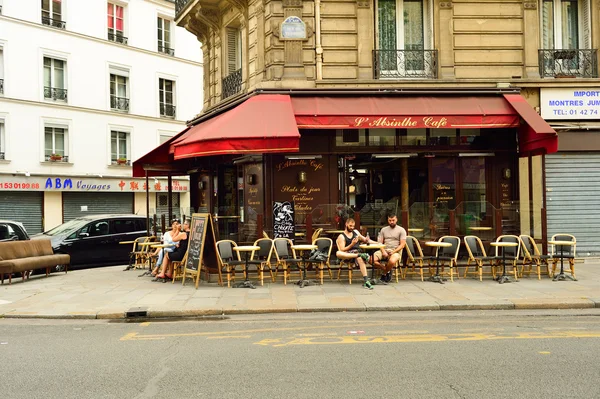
273;201;295;240
183;213;218;288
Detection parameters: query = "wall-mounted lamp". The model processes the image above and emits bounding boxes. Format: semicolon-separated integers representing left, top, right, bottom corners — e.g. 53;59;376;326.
372;153;417;159
298;171;307;184
246;174;257;185
285;155;322;160
198;180;206;190
458;152;495;157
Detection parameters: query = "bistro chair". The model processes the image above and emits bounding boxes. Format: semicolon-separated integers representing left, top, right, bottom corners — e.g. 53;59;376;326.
519;234;551;279
550;234;577;279
172;246;191;286
430;236;461;282
262;231;270;239
311;228;324;243
247;238;275;286
463;235;498;281
137;236;158;269
305;237;333;285
336;250;359;284
216;240;245;288
272;238;303;285
493;235;521;281
126;236;148;269
402;236;429;281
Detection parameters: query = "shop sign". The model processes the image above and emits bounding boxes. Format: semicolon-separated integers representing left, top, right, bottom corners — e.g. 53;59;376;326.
0;175;189;193
280;16;306;40
295;115;521;129
540;88;600;120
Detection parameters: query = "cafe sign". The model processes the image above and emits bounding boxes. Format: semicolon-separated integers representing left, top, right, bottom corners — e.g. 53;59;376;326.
0;175;189;193
295;115;521;129
540;88;600;120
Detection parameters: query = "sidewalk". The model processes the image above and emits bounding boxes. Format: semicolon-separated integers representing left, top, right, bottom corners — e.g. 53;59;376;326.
1;261;600;319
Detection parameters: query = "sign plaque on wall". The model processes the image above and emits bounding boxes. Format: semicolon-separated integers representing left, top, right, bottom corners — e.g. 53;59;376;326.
280;16;307;40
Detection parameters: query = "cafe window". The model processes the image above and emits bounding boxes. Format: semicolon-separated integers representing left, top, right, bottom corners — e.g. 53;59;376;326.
403;128;427;146
429;129;457;145
336;129;366;147
459;128;481;145
369;128;396;146
110;130;130;165
44;125;68;161
431;157;456;209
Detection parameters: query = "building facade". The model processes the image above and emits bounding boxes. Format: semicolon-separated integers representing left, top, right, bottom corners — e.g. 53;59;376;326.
0;0;203;234
137;0;600;255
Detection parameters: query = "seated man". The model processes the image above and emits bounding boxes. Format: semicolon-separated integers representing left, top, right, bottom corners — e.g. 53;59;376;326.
373;213;407;284
336;218;376;290
150;219;180;276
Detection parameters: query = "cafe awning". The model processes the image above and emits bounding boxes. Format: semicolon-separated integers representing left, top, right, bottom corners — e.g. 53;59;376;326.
170;94;300;160
291;94;557;156
132;128;190;178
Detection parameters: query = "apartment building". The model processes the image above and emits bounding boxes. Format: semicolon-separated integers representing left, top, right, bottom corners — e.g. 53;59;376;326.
0;0;203;234
137;0;599;255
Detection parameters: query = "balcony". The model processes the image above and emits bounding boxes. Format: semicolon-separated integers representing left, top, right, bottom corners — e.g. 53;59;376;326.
111;96;130;112
158;44;175;56
45;154;69;163
44;87;68;101
372;49;438;79
42;16;66;29
539;49;598;78
222;69;242;100
108;31;128;45
0;79;3;95
175;0;193;19
160;103;176;118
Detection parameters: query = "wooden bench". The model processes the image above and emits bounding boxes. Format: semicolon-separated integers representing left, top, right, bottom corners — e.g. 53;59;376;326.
0;240;70;284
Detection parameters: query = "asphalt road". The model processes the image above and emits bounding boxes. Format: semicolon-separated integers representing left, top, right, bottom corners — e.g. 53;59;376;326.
2;310;600;399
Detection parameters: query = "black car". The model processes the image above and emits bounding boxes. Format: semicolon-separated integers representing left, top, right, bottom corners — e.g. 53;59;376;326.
0;220;30;242
31;214;148;268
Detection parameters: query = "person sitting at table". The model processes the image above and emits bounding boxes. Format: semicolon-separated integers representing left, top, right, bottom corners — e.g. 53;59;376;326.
150;219;180;277
336;218;376;290
373;213;407;284
154;219;190;282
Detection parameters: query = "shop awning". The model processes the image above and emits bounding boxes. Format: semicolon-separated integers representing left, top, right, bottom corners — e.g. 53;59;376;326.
170;94;300;160
291;94;557;155
132;127;190;178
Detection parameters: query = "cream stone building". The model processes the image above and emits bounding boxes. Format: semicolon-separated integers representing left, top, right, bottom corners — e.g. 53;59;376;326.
137;0;599;255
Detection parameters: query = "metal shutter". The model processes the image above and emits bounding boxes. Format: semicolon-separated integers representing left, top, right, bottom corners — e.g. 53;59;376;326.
0;192;44;234
63;192;134;222
546;153;600;256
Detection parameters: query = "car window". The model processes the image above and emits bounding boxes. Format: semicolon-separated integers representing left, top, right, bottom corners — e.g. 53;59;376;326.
44;219;87;236
0;223;13;240
7;223;27;240
135;219;147;232
113;219;136;234
80;220;112;237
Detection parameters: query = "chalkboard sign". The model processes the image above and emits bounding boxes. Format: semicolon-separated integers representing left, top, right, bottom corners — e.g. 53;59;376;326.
273;201;295;240
182;213;218;289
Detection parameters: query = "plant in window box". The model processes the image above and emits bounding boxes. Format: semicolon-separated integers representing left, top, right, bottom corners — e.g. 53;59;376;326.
49;153;63;161
116;157;128;165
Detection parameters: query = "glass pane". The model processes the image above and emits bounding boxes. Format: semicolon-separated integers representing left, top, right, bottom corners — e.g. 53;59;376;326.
336;129;366;147
431;157;456;209
404;0;424;71
45;131;53;155
44;64;51;87
55;129;65;154
107;3;114;29
111;133;117;159
164;80;173;92
461;157;486;201
459;128;480;145
54;60;64;88
369;128;396;146
404;128;426;145
164;22;171;45
42;0;50;12
430;129;457;145
542;0;554;48
561;0;579;49
165;91;173;104
53;0;61;18
119;134;127;157
378;0;397;70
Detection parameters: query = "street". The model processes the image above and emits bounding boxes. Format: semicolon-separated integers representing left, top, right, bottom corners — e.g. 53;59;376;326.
2;310;600;398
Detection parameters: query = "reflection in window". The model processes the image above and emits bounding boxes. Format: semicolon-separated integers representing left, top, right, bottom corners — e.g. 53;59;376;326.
460;128;480;145
403;128;427;146
369;128;395;146
431;157;455;209
430;129;457;145
336;129;366;147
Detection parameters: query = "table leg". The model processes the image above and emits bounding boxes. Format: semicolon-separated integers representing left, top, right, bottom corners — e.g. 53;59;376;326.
553;245;577;281
427;253;446;284
495;248;512;284
296;251;318;288
234;252;256;289
368;251;378;285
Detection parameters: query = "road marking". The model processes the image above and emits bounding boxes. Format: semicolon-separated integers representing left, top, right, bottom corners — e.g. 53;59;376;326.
539;351;551;355
206;335;251;340
253;331;600;347
140;322;151;327
384;330;430;334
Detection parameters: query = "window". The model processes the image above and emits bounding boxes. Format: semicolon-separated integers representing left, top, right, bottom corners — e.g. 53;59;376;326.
376;0;434;77
44;125;68;162
157;17;174;55
110;73;129;111
226;28;241;75
159;134;174;144
42;0;65;28
107;3;127;44
111;130;130;165
159;78;175;118
44;57;67;101
0;121;5;160
0;48;3;95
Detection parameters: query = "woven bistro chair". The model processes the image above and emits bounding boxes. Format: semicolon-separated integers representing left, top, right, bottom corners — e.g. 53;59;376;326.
519;235;551;279
463;235;498;281
304;237;334;285
311;228;324;243
127;236;148;269
172;246;190;285
493;235;521;281
550;234;577;279
430;236;461;282
402;236;429;281
216;240;245;288
247;238;275;286
272;238;303;285
336;250;359;284
137;236;158;269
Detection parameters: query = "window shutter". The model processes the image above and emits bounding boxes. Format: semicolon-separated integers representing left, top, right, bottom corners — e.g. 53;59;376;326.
227;28;238;74
582;0;591;49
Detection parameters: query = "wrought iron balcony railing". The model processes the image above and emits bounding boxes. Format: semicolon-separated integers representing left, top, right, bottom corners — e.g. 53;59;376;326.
108;31;128;45
175;0;193;19
111;96;130;112
42;15;66;29
160;103;176;118
45;154;69;163
539;49;598;78
0;79;3;95
158;44;175;56
222;69;242;100
44;87;68;101
373;49;438;79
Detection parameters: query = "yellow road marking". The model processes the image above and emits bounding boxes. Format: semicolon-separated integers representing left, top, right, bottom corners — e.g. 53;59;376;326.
384;330;430;334
539;351;552;355
140;322;151;327
207;335;252;340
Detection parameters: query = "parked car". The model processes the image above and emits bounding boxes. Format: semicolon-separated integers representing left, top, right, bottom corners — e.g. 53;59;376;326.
31;214;148;268
0;220;30;242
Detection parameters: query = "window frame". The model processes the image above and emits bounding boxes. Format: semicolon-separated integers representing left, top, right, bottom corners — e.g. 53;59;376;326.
109;128;131;165
541;0;590;50
225;27;242;75
41;0;63;24
109;67;130;112
0;119;5;160
43;124;69;161
157;16;173;53
158;77;175;118
107;2;127;42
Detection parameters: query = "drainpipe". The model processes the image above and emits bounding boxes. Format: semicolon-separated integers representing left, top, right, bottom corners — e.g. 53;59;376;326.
315;0;323;80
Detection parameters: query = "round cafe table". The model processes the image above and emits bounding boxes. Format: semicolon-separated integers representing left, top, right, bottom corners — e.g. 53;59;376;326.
490;242;519;284
359;243;386;285
291;244;318;288
470;227;492;232
425;241;452;284
548;240;577;281
233;245;261;289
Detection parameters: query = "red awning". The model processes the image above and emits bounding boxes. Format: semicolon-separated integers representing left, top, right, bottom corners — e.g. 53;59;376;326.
171;94;300;160
132;127;190;177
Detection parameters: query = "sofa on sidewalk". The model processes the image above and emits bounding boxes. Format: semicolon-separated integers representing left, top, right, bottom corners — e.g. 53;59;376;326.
0;240;70;284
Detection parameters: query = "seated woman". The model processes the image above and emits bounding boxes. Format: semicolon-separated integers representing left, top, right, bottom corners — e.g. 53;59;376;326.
153;219;190;282
150;219;180;277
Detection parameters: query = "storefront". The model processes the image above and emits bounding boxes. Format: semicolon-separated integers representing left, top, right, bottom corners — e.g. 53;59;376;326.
134;89;557;244
541;88;600;256
0;174;190;232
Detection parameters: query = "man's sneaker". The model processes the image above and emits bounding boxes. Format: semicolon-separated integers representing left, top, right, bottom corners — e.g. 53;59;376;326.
378;277;389;285
384;272;393;282
363;280;374;290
